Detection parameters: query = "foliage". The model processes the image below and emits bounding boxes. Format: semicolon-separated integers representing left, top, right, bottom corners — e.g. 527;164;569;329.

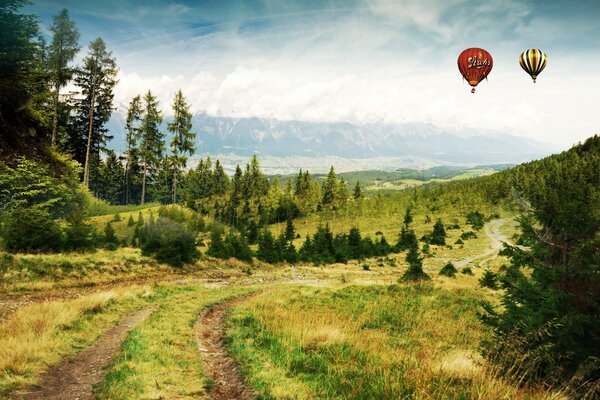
481;136;600;396
1;207;64;253
466;211;486;230
139;217;199;267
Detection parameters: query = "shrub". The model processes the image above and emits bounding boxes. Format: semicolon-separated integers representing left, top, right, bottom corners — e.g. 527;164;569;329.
461;266;474;275
127;214;135;226
454;238;464;245
439;262;458;277
362;264;370;271
460;231;477;240
1;208;64;253
466;211;486;230
140;217;199;267
112;213;121;222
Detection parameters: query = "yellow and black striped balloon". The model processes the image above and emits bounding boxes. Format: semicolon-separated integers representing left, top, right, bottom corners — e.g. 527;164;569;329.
519;49;548;83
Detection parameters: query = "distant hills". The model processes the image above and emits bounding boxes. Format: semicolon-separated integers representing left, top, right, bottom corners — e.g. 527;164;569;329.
107;113;554;172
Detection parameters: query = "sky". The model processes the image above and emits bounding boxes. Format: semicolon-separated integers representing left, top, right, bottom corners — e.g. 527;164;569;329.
28;0;600;148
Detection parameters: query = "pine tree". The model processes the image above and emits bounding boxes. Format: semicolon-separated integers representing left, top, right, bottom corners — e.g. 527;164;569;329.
103;221;119;250
353;180;362;200
285;217;295;242
97;150;124;204
78;38;117;188
139;90;164;205
401;239;430;281
213;160;229;195
397;207;417;250
124;95;142;204
167;89;195;204
336;177;350;206
429;219;447;245
48;8;79;146
321;166;337;206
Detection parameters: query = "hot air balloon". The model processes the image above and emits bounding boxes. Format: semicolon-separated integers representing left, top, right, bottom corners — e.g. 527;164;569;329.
457;48;493;93
519;49;547;83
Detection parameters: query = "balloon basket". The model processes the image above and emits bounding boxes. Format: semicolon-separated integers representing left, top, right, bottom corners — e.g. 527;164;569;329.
471;88;476;94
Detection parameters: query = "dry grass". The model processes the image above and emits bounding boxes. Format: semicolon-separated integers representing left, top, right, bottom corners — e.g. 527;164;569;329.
0;285;154;394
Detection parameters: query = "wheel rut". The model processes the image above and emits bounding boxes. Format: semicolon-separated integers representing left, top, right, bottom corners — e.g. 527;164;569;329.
14;306;155;400
195;296;257;400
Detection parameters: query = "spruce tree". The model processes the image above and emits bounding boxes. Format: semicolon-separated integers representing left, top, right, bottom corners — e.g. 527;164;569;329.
97;150;124;204
48;8;79;146
139;90;164;205
401;238;430;282
284;217;295;242
167;89;195;204
429;218;447;245
124;95;142;204
353;180;362;200
78;38;117;188
321;166;337;206
213;160;229;195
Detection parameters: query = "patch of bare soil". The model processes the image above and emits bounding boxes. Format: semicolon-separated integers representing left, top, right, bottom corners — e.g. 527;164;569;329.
195;297;257;400
13;306;155;400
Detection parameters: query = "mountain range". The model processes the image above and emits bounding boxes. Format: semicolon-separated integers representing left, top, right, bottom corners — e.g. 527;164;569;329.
107;113;554;171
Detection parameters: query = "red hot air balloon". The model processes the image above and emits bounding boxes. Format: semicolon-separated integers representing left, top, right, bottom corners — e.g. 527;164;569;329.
457;48;493;93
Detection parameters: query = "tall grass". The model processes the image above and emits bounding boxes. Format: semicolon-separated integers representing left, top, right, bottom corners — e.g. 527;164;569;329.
226;285;558;399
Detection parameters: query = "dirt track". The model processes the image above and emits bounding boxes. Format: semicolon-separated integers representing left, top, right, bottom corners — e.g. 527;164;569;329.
195;297;257;400
456;218;513;267
14;306;155;400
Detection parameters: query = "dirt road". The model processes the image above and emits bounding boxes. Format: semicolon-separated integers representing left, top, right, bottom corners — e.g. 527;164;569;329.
456;218;513;267
14;306;155;400
195;297;257;400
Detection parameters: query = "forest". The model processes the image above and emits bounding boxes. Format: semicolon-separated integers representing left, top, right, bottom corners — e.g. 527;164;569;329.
1;1;599;399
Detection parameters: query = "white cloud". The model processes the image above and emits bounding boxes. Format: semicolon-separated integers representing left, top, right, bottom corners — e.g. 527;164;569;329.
106;0;599;148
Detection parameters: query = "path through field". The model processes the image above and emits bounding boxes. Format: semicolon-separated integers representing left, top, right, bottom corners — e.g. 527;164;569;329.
15;306;155;400
456;218;513;267
195;297;257;400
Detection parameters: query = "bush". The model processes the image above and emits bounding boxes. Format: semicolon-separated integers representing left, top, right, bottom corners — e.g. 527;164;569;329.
362;263;370;271
460;231;477;240
439;262;458;277
461;266;474;275
454;238;464;245
127;214;135;226
466;211;486;230
140;217;199;267
1;208;64;253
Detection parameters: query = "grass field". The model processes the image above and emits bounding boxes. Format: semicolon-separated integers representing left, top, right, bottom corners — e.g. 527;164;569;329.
225;284;556;399
0;198;563;399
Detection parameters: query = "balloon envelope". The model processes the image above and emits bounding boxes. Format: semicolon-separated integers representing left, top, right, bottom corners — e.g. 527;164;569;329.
520;49;548;83
457;48;493;93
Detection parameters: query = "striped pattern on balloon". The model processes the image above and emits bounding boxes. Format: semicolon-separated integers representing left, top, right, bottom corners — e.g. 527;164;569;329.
519;49;548;83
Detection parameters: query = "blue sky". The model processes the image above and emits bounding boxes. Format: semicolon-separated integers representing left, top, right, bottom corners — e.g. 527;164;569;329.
29;0;600;147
